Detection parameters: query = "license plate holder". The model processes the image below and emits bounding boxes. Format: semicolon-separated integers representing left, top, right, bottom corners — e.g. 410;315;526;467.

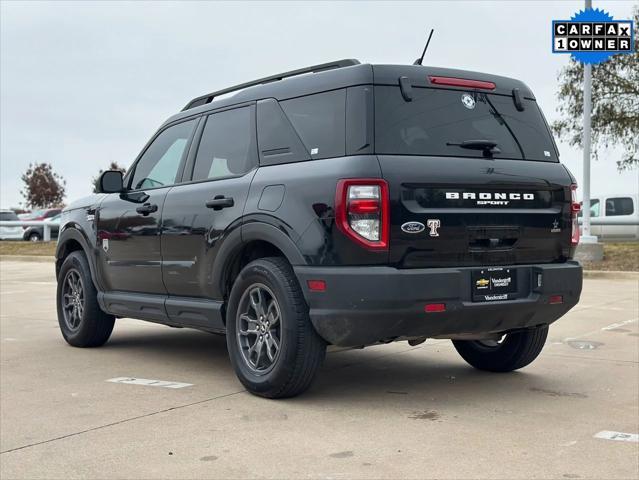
471;267;517;302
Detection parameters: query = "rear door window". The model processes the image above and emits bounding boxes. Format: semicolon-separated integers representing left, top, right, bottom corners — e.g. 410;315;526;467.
280;90;346;159
605;197;634;216
192;106;257;181
375;86;557;162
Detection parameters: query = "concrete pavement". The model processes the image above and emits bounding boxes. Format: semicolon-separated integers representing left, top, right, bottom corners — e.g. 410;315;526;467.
0;260;637;479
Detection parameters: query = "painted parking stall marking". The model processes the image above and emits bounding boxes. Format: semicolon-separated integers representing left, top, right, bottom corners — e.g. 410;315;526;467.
594;431;639;443
107;377;193;389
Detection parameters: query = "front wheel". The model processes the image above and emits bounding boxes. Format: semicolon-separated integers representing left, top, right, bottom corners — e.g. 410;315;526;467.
28;232;41;242
452;325;548;372
226;257;326;398
56;251;115;347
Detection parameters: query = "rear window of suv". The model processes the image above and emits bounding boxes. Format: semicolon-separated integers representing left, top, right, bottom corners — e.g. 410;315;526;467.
374;86;557;162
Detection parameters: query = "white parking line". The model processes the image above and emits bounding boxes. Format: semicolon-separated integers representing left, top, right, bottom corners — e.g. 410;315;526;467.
107;377;193;389
594;431;639;443
563;317;638;342
601;318;639;331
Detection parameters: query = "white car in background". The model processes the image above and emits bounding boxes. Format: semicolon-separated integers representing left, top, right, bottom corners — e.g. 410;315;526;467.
579;194;639;241
0;209;24;240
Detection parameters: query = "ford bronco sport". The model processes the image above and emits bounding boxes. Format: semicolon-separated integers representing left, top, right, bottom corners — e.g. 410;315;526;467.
56;59;583;398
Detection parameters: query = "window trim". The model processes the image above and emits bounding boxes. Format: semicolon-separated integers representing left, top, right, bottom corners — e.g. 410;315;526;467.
182;102;258;184
124;115;202;193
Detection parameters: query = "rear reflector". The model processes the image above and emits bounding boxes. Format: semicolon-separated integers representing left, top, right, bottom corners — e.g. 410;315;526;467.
571;184;580;246
549;295;563;305
429;76;496;90
424;303;446;313
307;280;326;292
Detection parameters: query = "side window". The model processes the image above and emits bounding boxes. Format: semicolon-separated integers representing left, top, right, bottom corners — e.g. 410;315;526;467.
579;199;600;218
130;119;196;190
280;89;346;160
192;106;257;181
605;197;634;216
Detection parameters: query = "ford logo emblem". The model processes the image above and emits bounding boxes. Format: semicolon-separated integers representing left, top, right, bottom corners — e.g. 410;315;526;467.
401;221;425;234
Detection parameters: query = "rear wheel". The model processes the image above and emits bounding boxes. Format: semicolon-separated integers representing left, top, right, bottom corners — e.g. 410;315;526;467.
226;257;326;398
56;251;115;347
452;325;548;372
28;232;41;242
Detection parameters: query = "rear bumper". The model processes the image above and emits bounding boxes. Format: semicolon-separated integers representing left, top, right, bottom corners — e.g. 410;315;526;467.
294;261;582;347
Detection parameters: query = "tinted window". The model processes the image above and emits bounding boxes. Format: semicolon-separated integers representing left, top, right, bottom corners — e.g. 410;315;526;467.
256;99;310;166
0;211;19;221
606;197;634;216
281;90;346;159
375;86;557;161
130;119;196;190
192;107;256;181
489;95;558;161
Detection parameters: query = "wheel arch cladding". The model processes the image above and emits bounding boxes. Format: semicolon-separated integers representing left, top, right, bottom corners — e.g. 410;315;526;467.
56;228;97;286
222;239;293;303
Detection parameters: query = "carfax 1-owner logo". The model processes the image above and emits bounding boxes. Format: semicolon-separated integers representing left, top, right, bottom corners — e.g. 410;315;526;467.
552;8;634;64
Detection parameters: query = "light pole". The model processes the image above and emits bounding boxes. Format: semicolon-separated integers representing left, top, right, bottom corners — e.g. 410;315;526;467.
580;0;598;244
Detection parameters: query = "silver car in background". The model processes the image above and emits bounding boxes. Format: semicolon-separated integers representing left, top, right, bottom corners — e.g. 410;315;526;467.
0;210;24;240
580;194;639;241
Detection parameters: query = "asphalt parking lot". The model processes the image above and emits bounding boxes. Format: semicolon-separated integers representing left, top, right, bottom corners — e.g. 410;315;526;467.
0;260;637;479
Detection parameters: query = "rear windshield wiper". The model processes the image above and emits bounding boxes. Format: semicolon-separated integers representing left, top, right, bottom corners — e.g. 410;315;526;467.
446;139;501;157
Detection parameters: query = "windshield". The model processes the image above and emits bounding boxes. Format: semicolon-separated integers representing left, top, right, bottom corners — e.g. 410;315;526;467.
24;209;45;219
374;86;558;162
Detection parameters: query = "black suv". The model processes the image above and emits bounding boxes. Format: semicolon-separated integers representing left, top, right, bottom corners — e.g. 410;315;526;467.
55;59;583;398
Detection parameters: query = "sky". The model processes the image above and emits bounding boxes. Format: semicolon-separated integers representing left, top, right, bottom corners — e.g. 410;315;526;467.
1;0;637;208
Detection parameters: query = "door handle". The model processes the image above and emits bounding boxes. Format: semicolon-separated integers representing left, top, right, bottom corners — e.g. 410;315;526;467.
205;196;234;210
136;203;158;215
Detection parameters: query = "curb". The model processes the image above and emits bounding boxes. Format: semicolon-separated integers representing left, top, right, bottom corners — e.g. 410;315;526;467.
0;255;55;263
582;270;639;280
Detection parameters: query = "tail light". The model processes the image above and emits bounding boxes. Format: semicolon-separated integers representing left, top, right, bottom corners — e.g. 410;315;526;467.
335;179;389;250
571;184;580;246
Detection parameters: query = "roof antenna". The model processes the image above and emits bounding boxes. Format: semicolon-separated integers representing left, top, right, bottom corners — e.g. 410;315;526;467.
413;29;434;65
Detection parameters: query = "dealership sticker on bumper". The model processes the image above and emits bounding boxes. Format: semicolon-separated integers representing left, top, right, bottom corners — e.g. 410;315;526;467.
472;268;517;302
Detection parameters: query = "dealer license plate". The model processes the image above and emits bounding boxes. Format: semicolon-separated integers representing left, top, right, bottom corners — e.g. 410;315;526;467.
471;268;517;302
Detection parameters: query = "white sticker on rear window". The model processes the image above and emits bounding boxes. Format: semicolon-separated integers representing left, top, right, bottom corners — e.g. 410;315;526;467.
544;150;551;157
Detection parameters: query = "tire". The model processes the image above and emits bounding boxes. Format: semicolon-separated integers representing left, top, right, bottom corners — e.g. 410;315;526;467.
29;232;41;242
56;251;115;347
226;257;326;398
452;325;548;372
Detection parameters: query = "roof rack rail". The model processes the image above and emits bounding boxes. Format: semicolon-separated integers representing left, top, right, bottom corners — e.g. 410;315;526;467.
182;59;361;111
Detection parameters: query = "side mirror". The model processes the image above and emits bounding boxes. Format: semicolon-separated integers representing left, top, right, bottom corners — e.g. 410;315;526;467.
98;170;124;193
